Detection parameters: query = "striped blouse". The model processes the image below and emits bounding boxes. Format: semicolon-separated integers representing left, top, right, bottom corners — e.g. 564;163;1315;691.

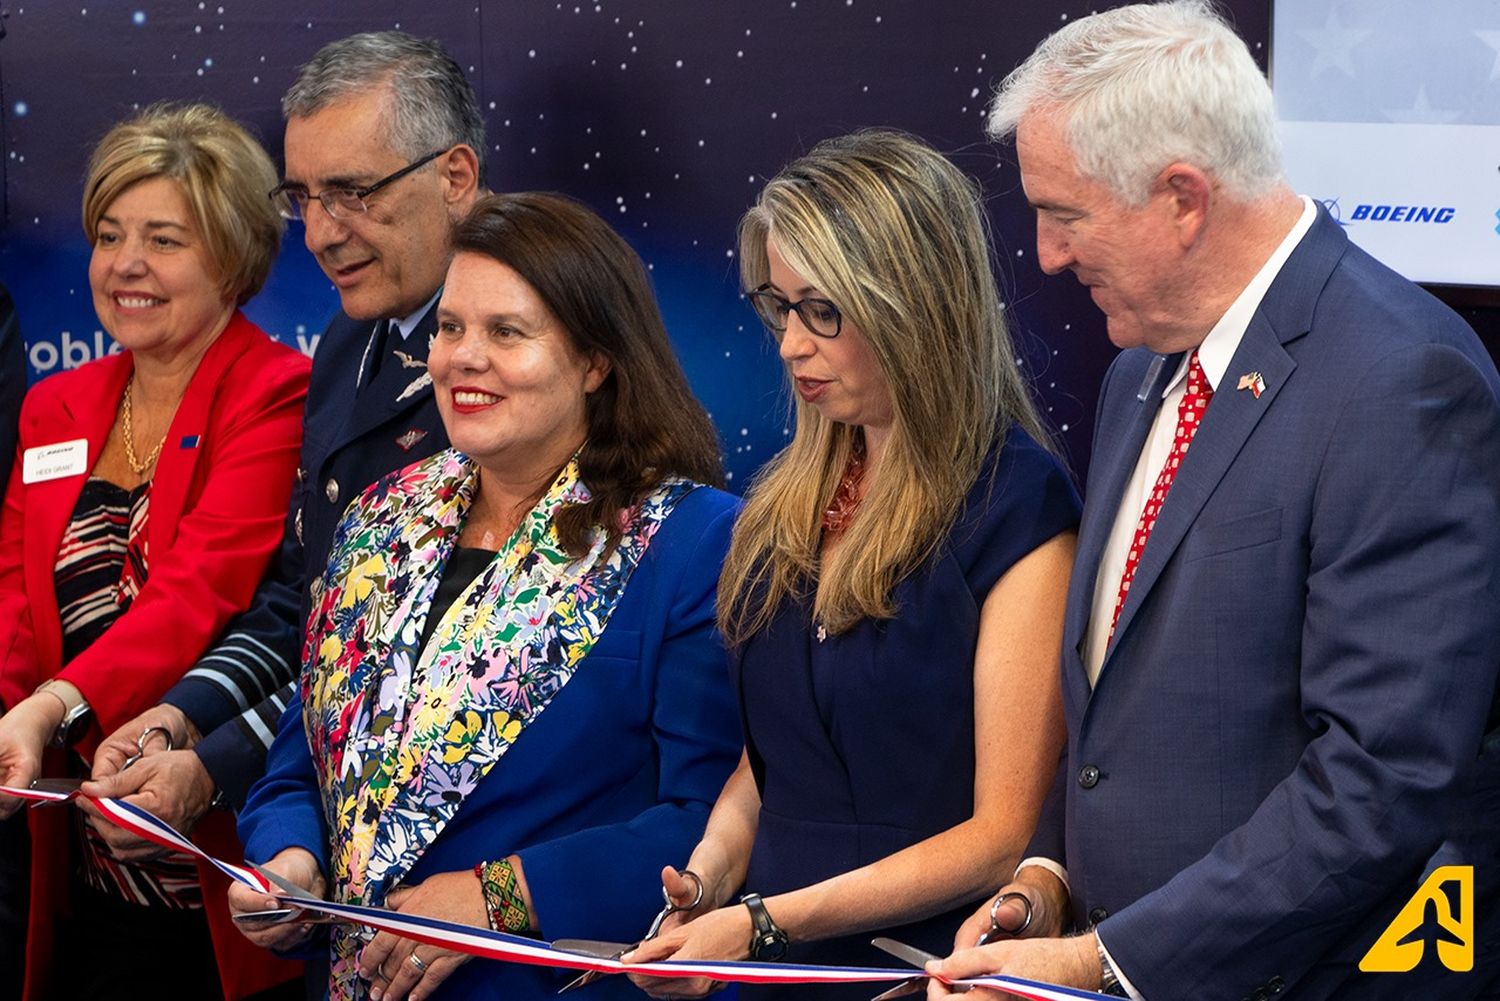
55;476;201;909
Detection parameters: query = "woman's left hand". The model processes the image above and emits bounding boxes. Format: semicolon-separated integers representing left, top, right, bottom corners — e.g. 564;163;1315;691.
625;902;752;998
358;870;483;1001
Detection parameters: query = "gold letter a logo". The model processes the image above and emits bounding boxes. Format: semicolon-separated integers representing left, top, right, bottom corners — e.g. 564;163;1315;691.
1359;865;1473;973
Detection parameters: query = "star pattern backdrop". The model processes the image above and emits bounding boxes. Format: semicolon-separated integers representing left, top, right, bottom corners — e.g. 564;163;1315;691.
0;1;1275;489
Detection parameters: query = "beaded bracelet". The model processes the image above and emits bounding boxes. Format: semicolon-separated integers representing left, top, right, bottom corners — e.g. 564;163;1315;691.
475;858;531;934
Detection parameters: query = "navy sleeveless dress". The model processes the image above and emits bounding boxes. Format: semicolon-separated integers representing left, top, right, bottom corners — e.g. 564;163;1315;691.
732;425;1081;998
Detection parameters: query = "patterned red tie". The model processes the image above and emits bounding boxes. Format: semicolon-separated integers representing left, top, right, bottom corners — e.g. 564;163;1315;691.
1107;350;1212;643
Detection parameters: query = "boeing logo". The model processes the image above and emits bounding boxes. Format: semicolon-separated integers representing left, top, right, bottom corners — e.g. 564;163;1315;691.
1349;204;1455;223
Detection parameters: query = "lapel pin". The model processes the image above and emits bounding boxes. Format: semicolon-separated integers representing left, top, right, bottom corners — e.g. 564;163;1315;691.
393;349;427;370
394;428;429;452
1236;371;1266;399
179;434;202;449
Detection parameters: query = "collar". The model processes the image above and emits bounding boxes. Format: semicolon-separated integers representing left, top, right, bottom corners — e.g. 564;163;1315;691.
388;287;442;341
1163;195;1318;396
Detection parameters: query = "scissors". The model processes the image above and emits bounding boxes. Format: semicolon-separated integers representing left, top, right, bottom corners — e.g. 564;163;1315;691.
233;861;352;928
867;892;1031;1000
24;725;178;807
121;725;175;769
553;869;704;993
869;937;943;1000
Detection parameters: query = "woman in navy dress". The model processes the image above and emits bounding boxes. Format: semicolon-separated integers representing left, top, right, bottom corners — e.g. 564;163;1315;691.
629;130;1081;998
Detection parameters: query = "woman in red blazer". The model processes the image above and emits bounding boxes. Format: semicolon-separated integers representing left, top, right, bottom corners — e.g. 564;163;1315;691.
0;104;310;1000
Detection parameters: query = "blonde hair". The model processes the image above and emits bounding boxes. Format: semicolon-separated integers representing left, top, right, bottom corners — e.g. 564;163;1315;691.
719;130;1048;644
82;102;283;305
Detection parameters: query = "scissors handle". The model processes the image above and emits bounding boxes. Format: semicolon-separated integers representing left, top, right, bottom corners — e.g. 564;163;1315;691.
122;725;175;770
643;868;705;940
976;891;1033;945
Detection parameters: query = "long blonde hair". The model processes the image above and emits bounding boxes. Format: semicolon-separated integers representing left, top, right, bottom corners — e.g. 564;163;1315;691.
718;130;1048;644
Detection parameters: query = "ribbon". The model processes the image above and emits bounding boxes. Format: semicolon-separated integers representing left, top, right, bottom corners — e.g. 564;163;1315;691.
0;784;1111;1000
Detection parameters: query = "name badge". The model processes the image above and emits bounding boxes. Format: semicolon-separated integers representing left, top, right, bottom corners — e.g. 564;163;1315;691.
23;438;88;484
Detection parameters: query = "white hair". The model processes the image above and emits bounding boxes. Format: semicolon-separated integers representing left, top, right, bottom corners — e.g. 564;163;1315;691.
988;0;1283;206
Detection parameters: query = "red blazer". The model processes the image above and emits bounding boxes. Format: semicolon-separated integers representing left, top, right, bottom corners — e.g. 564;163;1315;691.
0;311;310;1000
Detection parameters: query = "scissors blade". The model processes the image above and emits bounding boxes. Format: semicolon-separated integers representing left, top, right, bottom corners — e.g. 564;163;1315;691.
27;777;83;801
871;937;940;969
551;939;633;958
870;976;929;1001
869;938;943;1001
552;941;634;994
249;861;320;901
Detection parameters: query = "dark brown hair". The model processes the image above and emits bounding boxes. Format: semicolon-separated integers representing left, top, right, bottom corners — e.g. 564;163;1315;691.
450;192;724;556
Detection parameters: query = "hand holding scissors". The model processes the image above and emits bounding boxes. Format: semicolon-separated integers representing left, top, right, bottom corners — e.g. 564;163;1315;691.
554;868;705;993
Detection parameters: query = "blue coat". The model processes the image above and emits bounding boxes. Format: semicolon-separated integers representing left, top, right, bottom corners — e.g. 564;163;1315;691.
166;308;449;805
239;483;743;1000
1036;208;1500;1000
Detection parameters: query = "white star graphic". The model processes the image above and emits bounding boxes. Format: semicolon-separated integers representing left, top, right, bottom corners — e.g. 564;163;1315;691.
1383;85;1463;124
1297;9;1371;79
1476;29;1500;81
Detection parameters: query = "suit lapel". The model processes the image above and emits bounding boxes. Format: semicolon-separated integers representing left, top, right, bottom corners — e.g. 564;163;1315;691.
328;306;436;455
1102;323;1295;660
1098;208;1347;665
1065;352;1178;686
147;312;255;554
23;359;129;672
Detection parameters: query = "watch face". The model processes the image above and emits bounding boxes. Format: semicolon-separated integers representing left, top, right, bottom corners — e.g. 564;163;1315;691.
754;933;789;961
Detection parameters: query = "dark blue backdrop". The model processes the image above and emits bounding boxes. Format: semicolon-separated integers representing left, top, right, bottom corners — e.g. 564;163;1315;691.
0;0;1270;487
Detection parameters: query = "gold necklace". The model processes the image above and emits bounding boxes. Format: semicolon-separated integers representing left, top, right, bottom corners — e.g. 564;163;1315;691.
120;378;167;475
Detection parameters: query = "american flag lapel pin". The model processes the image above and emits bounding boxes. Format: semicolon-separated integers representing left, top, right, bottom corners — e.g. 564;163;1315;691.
1236;371;1266;399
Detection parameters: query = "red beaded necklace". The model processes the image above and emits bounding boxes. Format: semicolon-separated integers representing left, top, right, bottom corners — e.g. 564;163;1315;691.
821;442;867;536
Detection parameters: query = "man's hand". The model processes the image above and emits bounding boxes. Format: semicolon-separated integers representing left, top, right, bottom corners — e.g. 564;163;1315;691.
227;847;326;952
78;749;216;858
90;703;203;782
951;867;1070;950
926;932;1101;999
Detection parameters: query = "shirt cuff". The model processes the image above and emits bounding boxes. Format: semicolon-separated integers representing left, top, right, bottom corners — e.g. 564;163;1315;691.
1096;929;1145;1001
1016;856;1070;894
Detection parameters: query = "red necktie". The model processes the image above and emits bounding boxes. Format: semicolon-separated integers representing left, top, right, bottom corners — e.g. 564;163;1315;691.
1107;350;1212;643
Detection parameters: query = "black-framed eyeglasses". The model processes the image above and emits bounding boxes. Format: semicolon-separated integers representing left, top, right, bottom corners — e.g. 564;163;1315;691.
746;284;842;339
268;147;449;222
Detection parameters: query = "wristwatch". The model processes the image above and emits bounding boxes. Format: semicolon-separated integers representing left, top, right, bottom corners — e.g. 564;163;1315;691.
740;893;789;961
1097;938;1129;997
34;679;91;748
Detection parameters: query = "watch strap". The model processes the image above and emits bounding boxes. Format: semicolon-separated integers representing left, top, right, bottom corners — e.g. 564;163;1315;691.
34;679;90;748
740;892;789;961
1097;937;1129;997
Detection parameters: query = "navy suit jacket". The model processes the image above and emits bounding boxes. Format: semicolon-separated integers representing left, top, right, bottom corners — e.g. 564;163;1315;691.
166;307;448;805
1032;209;1500;1001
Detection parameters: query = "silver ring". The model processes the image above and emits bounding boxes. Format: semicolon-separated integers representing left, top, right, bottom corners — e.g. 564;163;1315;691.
408;953;429;974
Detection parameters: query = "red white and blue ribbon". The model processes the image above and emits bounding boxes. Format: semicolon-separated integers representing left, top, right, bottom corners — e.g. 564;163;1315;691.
0;784;1112;1000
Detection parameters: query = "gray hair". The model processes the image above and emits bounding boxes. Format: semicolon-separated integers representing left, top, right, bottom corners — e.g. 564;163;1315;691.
988;0;1282;205
283;31;486;178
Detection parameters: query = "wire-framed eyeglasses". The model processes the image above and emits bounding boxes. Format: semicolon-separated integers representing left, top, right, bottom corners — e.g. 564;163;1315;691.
268;147;450;222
